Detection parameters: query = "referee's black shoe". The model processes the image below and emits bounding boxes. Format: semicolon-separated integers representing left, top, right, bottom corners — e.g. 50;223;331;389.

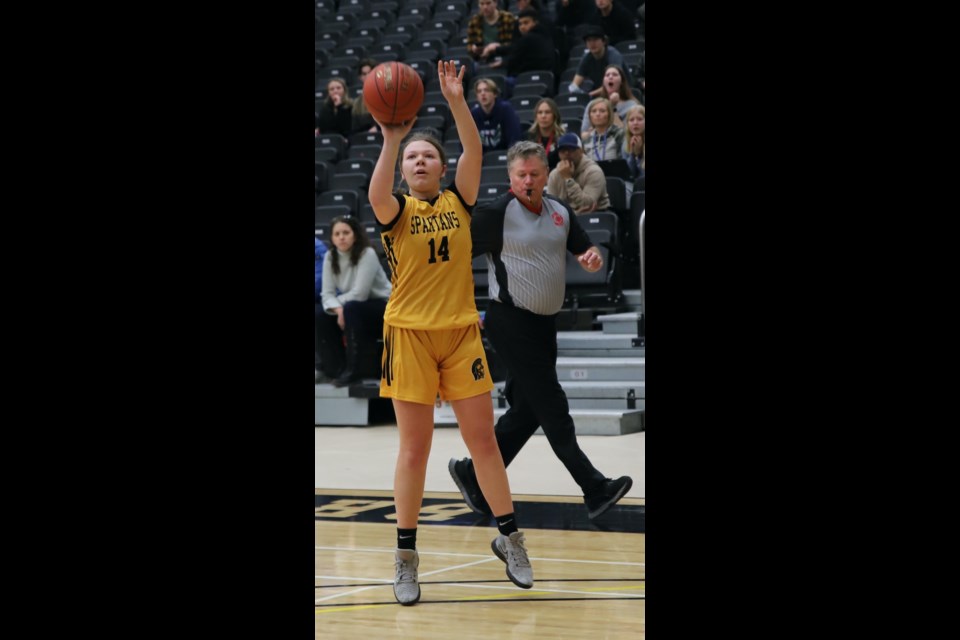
584;476;633;520
448;458;492;516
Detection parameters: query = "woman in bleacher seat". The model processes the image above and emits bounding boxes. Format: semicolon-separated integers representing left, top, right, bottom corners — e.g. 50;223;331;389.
318;215;392;387
317;78;354;137
579;65;639;133
580;97;624;162
525;97;564;170
620;104;644;182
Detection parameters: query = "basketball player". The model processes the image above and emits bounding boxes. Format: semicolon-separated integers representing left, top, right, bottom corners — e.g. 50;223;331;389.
448;140;633;521
368;59;534;606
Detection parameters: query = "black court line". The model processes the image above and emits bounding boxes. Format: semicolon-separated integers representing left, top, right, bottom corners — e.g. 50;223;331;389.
316;493;644;533
316;578;645;589
316;596;644;607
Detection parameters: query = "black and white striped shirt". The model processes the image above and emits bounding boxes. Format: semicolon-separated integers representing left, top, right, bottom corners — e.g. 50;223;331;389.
471;192;593;315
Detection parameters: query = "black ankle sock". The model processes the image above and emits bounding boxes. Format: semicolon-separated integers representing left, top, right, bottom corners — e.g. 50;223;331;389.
397;528;417;550
495;513;518;537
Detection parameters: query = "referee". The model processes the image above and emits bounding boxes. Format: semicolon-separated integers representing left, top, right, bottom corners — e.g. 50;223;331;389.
448;140;632;520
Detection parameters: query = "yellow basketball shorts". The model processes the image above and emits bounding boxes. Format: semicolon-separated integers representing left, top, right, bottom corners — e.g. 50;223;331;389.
379;323;494;405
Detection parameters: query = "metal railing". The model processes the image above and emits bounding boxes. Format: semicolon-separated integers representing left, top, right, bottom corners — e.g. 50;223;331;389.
638;209;645;339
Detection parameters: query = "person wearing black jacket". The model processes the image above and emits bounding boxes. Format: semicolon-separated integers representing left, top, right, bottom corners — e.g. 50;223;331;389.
492;9;558;83
447;140;633;521
557;0;598;31
586;0;638;47
513;0;568;65
316;78;353;137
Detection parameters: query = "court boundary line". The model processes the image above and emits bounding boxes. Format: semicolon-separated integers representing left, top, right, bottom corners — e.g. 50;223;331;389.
316;595;644;613
317;577;644;588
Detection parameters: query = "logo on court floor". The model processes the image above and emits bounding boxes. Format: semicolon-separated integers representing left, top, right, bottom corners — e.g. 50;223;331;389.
471;358;485;380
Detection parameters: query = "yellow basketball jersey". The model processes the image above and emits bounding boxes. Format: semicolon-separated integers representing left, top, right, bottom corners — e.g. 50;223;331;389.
381;189;479;329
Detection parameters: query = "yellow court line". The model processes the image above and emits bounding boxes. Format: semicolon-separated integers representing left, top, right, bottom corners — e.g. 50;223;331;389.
584;584;645;594
317;603;395;614
317;584;645;613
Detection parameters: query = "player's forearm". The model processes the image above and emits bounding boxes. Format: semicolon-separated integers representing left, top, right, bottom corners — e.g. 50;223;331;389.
369;141;401;221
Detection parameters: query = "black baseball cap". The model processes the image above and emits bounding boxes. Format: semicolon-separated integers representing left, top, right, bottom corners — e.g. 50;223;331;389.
582;25;606;41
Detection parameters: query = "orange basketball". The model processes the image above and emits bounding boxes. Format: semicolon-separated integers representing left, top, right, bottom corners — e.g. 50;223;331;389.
362;62;424;125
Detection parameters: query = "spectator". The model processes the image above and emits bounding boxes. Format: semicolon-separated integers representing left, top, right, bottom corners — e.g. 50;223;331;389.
621;104;644;182
586;0;637;46
557;0;598;33
491;8;557;86
580;65;639;132
316;78;354;137
467;0;517;65
581;97;624;161
315;237;329;384
513;0;566;66
318;215;392;387
471;77;523;152
546;132;610;213
525;97;564;169
567;25;631;97
351;58;380;135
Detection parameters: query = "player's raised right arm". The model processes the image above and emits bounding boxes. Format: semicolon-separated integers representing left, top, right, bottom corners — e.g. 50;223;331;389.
438;60;481;207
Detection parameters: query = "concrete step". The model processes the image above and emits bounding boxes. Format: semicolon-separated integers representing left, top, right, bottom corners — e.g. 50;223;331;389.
315;383;372;425
560;397;645;410
521;409;645;435
492;380;644;411
621;289;642;312
556;356;644;381
557;330;644;357
597;311;642;335
557;331;640;349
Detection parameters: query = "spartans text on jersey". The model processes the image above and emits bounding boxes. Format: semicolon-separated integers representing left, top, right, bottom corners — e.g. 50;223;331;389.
409;211;462;235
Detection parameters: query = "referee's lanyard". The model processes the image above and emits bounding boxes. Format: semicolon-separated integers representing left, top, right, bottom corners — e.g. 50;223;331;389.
593;131;607;161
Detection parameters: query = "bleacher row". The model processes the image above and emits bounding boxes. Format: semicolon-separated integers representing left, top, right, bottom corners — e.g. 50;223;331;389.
316;0;646;310
315;0;645;116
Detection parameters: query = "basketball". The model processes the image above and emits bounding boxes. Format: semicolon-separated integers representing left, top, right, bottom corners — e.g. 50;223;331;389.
362;62;424;125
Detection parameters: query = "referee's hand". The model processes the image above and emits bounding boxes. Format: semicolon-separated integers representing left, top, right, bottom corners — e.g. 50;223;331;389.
578;249;603;273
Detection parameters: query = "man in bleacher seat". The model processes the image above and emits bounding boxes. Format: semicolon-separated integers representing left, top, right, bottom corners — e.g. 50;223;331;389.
471;77;523;153
466;0;517;65
488;8;557;83
585;0;637;46
545;132;610;214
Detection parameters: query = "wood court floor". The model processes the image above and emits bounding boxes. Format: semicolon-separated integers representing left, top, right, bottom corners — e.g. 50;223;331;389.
316;489;645;639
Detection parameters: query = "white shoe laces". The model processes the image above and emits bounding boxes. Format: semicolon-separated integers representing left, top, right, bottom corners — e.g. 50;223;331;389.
395;557;417;583
508;534;531;568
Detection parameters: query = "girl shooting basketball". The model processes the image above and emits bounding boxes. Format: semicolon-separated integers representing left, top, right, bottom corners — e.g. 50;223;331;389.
368;59;534;606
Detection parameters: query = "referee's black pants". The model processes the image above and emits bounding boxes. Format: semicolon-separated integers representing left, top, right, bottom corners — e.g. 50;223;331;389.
484;300;606;494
